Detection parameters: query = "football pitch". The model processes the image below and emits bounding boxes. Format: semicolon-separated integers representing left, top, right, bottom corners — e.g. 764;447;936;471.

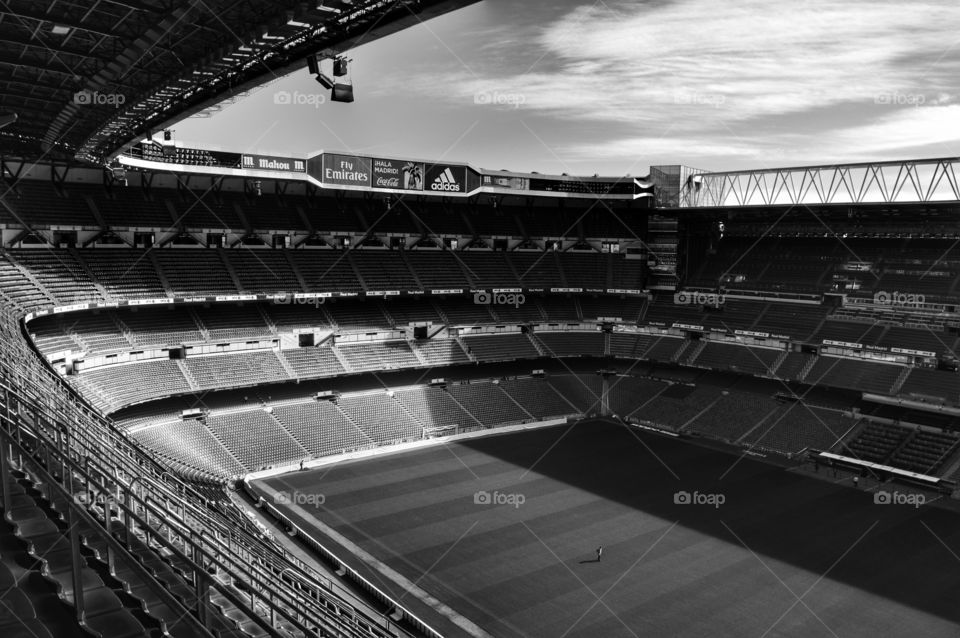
254;420;960;638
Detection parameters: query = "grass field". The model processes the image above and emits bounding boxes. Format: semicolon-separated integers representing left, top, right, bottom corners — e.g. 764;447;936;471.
255;420;960;638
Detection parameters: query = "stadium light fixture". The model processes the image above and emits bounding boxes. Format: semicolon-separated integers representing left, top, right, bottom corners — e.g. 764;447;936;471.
315;73;335;90
331;83;354;102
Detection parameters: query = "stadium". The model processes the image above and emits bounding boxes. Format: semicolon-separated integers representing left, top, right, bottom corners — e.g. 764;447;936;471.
1;1;959;637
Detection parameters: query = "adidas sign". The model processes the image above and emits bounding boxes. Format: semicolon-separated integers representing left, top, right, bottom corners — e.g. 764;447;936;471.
430;168;461;192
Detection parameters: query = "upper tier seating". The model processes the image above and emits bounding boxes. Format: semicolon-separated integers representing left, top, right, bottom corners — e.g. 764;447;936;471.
690;342;782;377
461;333;540;361
535;331;605;357
804;358;904;395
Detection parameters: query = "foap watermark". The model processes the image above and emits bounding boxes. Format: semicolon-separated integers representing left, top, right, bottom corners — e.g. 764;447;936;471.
474;291;526;308
674;490;725;508
874;490;925;509
474;90;526;109
673;290;725;306
74;488;117;508
674;91;726;108
272;293;326;308
874;91;925;107
274;90;326;108
874;290;925;308
474;490;525;509
273;490;326;508
74;90;126;107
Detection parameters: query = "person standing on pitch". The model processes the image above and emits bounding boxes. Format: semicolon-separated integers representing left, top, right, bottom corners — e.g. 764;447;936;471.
596;545;603;562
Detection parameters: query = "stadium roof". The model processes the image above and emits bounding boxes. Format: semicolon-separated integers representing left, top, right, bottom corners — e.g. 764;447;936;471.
0;0;477;164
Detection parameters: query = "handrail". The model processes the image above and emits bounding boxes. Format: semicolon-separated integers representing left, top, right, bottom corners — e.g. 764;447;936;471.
257;497;444;638
0;295;428;637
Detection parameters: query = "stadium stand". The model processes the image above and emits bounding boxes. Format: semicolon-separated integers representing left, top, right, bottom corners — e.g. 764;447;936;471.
535;330;605;358
690;342;782;376
7;164;960;638
804;358;904;395
497;377;578;419
546;374;604;415
205;409;306;470
744;404;854;454
272;400;372;456
336;392;423;445
395;386;482;431
446;381;531;426
461;333;540;361
899;367;960;404
411;338;472;366
685;391;781;442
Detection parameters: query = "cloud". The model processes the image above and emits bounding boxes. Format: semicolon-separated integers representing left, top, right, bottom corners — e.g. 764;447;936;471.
410;0;960;167
563;104;960;167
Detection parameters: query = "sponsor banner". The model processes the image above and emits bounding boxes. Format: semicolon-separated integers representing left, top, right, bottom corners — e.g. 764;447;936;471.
607;288;642;295
647;321;667;327
597;316;623;322
241;154;306;173
183;296;208;303
365;290;401;297
431;289;464;295
891;347;937;357
425;164;466;193
823;339;862;349
322;153;372;187
673;323;704;331
770;334;791;340
215;294;257;302
494;288;523;294
295;292;332;299
551;287;583;293
408;290;424;295
372;158;424;191
52;303;92;314
483;174;531;190
735;329;770;339
129;298;174;307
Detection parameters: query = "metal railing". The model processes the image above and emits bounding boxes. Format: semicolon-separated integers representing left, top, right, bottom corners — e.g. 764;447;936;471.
0;298;432;638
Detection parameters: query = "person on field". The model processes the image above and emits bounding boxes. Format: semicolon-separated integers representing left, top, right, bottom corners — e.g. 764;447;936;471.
596;546;603;562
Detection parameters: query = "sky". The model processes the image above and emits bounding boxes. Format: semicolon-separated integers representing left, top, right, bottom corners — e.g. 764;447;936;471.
174;0;960;177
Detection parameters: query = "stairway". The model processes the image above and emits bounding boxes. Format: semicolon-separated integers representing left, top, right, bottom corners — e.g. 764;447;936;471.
175;359;200;391
797;355;818;382
274;350;298;381
527;333;547;357
768;350;789;377
216;249;243;293
891;366;912;395
683;340;707;365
